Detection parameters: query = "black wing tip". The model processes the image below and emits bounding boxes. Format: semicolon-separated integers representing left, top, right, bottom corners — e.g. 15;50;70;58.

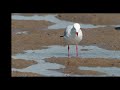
60;36;64;37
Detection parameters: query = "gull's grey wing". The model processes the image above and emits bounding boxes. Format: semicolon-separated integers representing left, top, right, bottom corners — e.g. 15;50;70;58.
64;25;73;36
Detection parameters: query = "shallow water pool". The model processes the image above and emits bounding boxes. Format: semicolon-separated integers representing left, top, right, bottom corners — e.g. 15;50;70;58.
12;45;120;76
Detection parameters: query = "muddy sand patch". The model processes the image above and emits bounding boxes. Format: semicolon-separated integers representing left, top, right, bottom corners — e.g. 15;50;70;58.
12;71;42;77
12;59;38;69
12;29;64;54
45;57;120;67
12;27;120;55
44;57;120;76
57;14;120;25
81;27;120;50
12;13;54;16
12;20;54;29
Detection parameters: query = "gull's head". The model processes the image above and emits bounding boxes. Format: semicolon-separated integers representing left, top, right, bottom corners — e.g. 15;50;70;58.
73;23;80;30
73;23;80;36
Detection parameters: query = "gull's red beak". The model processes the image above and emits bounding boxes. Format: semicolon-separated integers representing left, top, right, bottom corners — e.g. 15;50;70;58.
76;32;78;36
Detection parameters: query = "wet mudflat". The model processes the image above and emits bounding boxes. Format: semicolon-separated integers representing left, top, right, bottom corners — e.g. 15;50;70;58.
12;13;120;77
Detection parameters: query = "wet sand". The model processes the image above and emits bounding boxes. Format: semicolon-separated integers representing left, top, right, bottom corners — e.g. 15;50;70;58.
12;27;120;55
12;13;54;16
81;27;120;50
57;14;120;25
45;57;120;67
45;57;120;75
12;13;120;76
12;59;38;69
12;29;64;54
12;71;42;77
12;20;53;29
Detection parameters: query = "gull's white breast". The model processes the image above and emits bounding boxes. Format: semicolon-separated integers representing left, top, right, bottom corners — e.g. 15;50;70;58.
64;25;83;45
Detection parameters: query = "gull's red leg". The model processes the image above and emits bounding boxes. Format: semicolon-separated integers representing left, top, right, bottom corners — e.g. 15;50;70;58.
76;44;78;57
